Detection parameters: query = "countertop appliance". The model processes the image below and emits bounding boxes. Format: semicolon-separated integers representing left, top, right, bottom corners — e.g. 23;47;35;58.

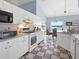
0;31;17;39
0;10;13;23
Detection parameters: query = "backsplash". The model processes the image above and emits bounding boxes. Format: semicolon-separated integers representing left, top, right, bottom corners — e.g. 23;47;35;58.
0;23;18;31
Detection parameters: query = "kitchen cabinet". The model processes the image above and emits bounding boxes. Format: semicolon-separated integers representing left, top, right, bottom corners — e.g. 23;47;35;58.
12;5;21;24
76;40;79;59
71;34;79;59
12;5;26;24
37;31;44;44
8;39;19;59
0;35;29;59
17;36;28;58
63;34;71;51
57;33;63;47
57;33;71;51
0;0;3;10
2;1;13;13
0;42;9;59
70;36;75;59
22;36;28;54
0;39;20;59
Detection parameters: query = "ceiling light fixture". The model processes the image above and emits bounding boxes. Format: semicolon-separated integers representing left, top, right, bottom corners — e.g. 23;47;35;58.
64;0;67;13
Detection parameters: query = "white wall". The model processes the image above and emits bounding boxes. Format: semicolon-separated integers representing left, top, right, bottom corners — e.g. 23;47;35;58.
36;0;47;30
0;0;41;31
47;15;79;32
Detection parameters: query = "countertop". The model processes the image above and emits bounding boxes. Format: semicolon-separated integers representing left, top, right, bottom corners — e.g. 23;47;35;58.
0;30;42;42
0;33;29;42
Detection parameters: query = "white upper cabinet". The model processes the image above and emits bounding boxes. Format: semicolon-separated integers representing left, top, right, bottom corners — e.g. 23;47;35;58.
0;0;3;10
12;5;21;24
2;1;13;13
0;0;40;25
65;0;79;15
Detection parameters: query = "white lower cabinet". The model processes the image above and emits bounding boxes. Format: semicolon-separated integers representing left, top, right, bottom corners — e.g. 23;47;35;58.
57;33;71;51
8;39;19;59
22;36;28;54
76;40;79;59
0;42;9;59
37;31;44;44
70;36;75;59
17;36;28;58
0;36;28;59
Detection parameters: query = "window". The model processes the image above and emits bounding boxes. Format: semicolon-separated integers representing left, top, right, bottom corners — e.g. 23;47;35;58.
50;21;63;32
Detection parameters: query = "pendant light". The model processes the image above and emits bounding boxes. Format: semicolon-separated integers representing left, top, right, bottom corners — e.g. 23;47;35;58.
64;0;67;13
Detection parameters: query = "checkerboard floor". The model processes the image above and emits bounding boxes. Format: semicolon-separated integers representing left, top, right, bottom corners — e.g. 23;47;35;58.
19;38;72;59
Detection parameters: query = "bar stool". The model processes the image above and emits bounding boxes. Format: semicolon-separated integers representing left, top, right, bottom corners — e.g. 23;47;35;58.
52;28;57;47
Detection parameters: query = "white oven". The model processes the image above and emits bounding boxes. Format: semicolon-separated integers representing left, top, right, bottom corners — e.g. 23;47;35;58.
28;32;37;52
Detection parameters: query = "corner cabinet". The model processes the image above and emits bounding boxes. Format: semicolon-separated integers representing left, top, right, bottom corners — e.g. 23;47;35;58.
0;35;29;59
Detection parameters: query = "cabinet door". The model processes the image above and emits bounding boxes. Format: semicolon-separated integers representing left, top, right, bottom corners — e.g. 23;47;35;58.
22;36;28;54
64;34;71;51
2;1;13;13
37;32;40;44
57;33;64;48
57;33;71;51
16;37;24;58
0;0;3;10
12;5;20;24
37;32;42;44
0;42;9;59
37;31;44;44
76;40;79;59
8;39;19;59
70;36;75;59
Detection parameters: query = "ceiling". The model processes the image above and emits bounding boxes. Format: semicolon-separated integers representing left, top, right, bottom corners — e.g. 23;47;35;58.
37;0;78;17
4;0;78;17
5;0;34;6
